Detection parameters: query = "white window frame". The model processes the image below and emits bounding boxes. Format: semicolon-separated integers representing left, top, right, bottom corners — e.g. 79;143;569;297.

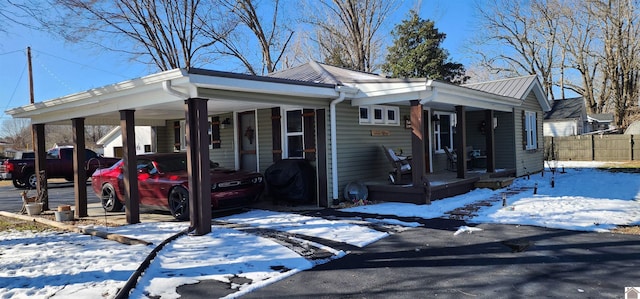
179;117;214;151
525;111;538;150
433;112;456;153
283;108;305;159
358;105;400;126
386;107;399;125
359;106;370;124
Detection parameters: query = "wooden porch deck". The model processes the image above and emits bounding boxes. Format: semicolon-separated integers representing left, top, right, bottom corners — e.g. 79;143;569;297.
365;168;516;205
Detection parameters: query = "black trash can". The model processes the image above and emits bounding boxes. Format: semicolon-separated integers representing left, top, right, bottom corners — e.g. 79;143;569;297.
264;159;315;204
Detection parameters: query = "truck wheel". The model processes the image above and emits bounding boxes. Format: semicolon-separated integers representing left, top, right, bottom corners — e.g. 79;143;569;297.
101;183;123;212
168;186;189;221
12;178;27;189
26;173;38;189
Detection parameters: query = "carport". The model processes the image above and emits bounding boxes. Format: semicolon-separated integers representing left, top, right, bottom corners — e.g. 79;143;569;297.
5;68;342;235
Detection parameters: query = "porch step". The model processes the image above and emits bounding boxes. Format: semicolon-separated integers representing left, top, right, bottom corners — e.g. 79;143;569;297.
474;177;515;190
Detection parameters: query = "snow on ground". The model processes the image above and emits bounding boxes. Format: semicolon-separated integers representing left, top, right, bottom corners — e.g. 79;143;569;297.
1;164;640;298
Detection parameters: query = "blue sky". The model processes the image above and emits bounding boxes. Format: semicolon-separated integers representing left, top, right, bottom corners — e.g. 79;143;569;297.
0;1;477;121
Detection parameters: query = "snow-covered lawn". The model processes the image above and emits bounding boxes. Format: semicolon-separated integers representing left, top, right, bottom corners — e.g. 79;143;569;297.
1;163;639;298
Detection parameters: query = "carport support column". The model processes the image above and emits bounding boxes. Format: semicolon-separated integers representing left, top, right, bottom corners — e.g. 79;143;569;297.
485;110;496;173
455;106;467;179
120;110;139;224
32;124;48;210
410;100;426;189
72;118;88;217
185;98;211;236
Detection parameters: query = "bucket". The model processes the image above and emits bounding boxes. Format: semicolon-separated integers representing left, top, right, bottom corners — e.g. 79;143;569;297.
54;210;74;221
25;203;43;216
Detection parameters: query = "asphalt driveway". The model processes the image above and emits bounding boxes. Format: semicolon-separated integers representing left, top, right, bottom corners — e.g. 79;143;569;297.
178;212;640;299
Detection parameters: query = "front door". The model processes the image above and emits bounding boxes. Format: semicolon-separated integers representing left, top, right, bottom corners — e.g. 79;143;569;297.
238;111;258;172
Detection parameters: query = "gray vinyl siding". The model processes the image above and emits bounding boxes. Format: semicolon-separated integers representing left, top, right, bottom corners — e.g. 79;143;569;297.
514;92;545;176
156;123;173;153
257;108;274;172
333;101;412;199
210;112;236;169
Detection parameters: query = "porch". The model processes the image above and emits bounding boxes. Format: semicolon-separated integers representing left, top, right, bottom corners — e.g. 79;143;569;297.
366;168;516;205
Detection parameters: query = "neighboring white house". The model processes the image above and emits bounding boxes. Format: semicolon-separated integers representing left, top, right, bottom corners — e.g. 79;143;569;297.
97;126;155;157
543;97;588;136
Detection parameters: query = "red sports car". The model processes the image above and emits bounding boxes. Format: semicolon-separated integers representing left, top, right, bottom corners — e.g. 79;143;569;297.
91;153;264;220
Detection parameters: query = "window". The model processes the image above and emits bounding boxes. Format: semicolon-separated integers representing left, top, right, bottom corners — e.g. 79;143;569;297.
433;112;456;152
359;107;370;124
176;117;214;151
285;109;304;158
358;105;400;126
525;111;538;149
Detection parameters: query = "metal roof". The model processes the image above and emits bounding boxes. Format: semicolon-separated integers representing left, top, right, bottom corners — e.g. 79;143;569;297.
268;61;383;84
463;75;537;100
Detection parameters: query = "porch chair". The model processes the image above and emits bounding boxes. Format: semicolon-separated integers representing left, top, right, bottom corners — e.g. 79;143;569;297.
443;146;457;171
444;146;475;171
382;145;412;184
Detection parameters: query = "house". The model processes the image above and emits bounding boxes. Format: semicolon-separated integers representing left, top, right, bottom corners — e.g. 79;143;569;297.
543;97;588;136
96;126;155;157
4;62;550;229
587;113;615;132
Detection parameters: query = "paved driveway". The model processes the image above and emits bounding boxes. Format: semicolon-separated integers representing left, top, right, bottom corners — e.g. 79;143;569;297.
179;213;640;299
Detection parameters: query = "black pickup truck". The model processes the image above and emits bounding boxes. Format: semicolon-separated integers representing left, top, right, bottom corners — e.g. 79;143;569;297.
0;147;120;189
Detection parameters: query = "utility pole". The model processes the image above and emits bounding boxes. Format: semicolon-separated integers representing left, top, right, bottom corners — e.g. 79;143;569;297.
27;47;35;150
27;47;49;210
27;47;34;105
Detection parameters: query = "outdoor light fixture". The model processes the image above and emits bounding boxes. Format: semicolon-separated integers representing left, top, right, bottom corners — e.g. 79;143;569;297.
221;118;231;129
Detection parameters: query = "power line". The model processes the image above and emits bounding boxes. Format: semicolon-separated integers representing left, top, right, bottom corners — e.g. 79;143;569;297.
31;49;131;79
0;49;24;56
1;62;28;120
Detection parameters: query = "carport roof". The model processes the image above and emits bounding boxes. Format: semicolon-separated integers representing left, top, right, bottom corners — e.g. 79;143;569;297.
5;68;343;125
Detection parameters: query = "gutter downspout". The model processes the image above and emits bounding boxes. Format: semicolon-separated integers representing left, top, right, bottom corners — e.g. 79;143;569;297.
162;80;190;99
422;83;436;173
330;89;347;203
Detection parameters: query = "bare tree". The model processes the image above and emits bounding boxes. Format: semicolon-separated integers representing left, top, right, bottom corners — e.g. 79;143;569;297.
474;0;560;100
213;0;295;75
0;1;46;33
557;0;601;114
302;0;397;72
1;119;31;150
588;0;640;127
50;0;226;70
474;0;640;127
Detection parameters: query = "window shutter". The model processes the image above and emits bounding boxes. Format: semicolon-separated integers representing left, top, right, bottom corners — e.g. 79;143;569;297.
535;111;540;149
174;121;181;151
271;108;282;162
303;109;316;161
211;116;221;149
521;110;526;150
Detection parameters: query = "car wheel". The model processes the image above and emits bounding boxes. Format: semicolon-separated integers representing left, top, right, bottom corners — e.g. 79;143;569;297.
26;172;38;189
101;183;123;212
168;186;189;221
12;178;27;189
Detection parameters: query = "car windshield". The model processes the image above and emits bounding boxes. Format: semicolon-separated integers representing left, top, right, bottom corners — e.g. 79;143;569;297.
152;155;220;173
155;156;187;173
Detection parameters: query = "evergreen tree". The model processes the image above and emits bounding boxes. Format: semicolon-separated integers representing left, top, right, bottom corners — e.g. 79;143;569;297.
382;11;468;84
